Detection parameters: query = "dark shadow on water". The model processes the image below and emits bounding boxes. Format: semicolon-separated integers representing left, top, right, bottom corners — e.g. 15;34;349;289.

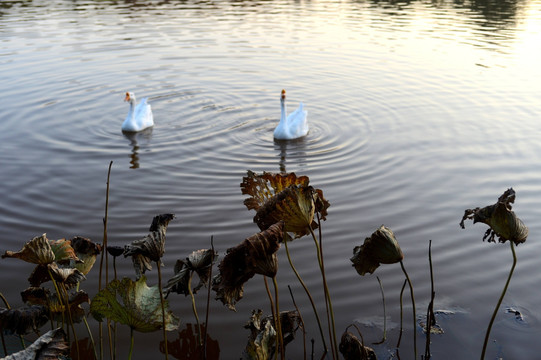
160;323;220;360
122;127;153;169
274;136;308;174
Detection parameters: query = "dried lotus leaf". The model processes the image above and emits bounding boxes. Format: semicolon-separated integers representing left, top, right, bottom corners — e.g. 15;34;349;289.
241;171;310;211
254;185;315;239
0;305;49;335
2;328;69;360
460;188;528;245
2;234;55;265
49;238;80;264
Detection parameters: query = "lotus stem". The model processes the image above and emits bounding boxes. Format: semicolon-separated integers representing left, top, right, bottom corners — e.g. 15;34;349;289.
47;268;65;330
373;276;387;344
83;315;99;360
188;271;202;347
308;226;338;360
400;260;417;360
480;240;517;360
203;236;215;360
425;240;435;360
283;237;328;356
128;327;134;360
156;261;169;360
98;161;113;360
263;277;278;360
287;285;307;360
272;276;285;360
61;284;80;360
396;279;407;349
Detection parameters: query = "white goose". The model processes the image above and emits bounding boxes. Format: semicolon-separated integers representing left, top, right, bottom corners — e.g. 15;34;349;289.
273;89;308;140
122;92;154;132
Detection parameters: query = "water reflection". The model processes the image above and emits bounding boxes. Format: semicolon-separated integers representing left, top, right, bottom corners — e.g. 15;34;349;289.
160;323;220;360
274;137;308;174
122;128;153;169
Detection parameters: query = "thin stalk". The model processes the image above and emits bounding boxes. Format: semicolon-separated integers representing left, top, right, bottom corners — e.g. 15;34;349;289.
424;240;435;360
128;328;134;360
47;268;65;330
203;236;215;360
272;276;285;360
283;237;328;356
0;293;9;355
188;271;202;347
400;260;417;360
396;279;407;349
480;240;517;360
288;285;307;360
373;276;387;344
61;284;80;360
263;276;277;360
156;261;169;360
82;315;99;360
98;161;113;360
308;226;338;360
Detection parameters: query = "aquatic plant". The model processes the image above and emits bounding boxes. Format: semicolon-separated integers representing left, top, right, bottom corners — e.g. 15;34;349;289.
338;325;377;360
1;328;69;360
460;188;528;360
351;225;417;359
90;275;180;359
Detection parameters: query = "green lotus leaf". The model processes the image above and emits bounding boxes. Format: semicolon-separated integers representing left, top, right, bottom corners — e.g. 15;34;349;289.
212;222;283;311
460;188;528;245
90;275;179;333
351;225;404;276
2;234;55;265
2;328;69;360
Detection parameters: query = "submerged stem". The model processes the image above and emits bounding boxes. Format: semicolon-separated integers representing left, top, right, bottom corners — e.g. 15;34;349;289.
272;276;284;360
188;271;202;347
373;276;387;344
480;240;517;360
400;260;417;360
396;279;407;349
283;237;328;355
263;277;278;360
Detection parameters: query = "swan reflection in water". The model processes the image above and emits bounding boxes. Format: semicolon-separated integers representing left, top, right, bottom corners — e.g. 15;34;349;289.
122;127;153;169
274;136;308;174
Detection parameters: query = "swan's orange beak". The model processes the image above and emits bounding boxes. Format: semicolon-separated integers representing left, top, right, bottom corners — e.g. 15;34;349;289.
281;89;286;100
124;92;130;102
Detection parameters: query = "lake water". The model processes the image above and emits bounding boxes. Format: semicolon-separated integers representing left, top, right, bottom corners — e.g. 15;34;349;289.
1;0;541;359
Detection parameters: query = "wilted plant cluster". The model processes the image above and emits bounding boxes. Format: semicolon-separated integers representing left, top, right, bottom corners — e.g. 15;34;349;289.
0;161;529;360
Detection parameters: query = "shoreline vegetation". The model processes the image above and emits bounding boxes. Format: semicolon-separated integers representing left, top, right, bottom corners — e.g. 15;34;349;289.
0;162;528;360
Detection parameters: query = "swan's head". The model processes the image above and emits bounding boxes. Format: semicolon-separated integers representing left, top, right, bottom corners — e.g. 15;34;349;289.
124;92;136;103
281;89;286;102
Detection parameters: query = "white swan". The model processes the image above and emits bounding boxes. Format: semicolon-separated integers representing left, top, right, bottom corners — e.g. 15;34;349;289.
273;89;309;140
122;92;154;132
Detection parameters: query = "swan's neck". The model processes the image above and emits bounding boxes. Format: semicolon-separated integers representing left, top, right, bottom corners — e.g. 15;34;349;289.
128;100;135;119
280;99;287;125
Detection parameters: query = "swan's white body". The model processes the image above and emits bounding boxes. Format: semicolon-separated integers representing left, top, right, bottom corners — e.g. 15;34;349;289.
122;92;154;132
273;89;308;140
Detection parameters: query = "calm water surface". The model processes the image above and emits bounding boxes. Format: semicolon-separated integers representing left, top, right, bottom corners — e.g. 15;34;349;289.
1;0;541;359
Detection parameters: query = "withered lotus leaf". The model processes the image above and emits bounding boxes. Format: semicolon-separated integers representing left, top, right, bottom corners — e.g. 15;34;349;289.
23;290;89;324
48;238;80;264
254;185;315;239
351;225;404;276
28;262;85;288
339;330;377;360
2;234;55;265
90;275;180;333
164;248;218;297
2;328;69;360
460;188;528;245
242;309;276;360
212;222;283;311
241;171;310;211
265;310;302;349
69;236;102;275
0;305;49;335
124;214;176;278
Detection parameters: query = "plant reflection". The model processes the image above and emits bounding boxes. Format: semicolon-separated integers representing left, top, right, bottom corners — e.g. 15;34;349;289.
160;323;220;360
122;128;153;169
